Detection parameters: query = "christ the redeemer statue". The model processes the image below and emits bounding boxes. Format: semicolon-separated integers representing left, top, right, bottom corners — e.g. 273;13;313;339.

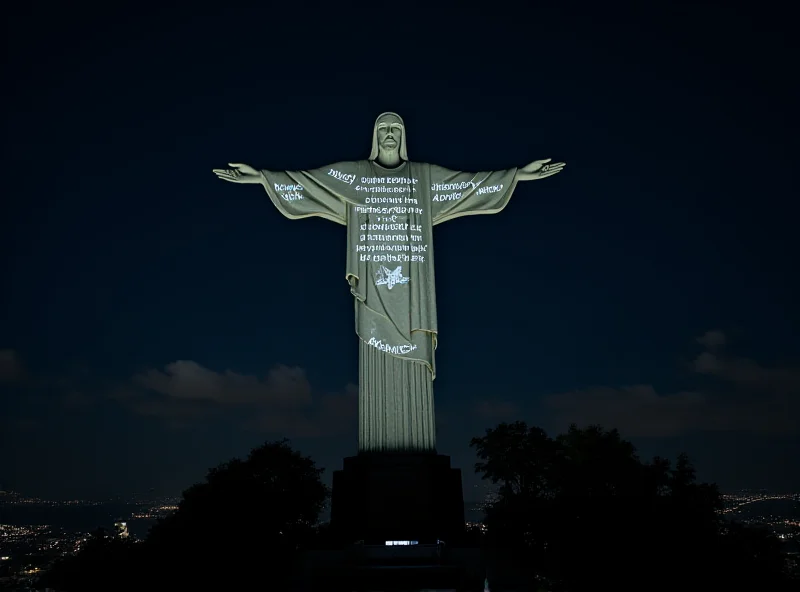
213;112;565;453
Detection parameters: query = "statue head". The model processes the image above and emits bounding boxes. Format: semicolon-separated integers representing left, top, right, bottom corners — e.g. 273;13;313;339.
369;112;407;167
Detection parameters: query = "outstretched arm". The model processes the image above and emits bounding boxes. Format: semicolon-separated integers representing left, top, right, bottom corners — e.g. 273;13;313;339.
429;164;519;225
429;158;565;225
213;161;362;226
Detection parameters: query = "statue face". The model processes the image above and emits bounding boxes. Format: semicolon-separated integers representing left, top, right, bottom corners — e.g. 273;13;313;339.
376;116;403;154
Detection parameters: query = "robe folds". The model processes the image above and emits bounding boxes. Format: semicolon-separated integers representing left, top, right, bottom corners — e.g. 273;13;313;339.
261;160;518;451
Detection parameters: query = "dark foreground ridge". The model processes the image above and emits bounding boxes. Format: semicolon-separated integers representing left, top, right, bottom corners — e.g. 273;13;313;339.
34;426;799;592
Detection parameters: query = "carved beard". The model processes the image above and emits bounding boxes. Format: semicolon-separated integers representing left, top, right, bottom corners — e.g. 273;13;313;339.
377;141;401;167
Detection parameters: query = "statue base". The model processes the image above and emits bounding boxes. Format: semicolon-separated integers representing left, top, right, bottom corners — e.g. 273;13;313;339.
330;452;465;544
291;545;486;590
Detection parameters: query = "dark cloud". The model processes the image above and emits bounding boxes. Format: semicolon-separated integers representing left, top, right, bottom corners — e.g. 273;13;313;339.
693;350;800;396
543;331;800;437
124;360;357;438
246;383;358;438
0;349;24;382
544;385;707;438
696;329;726;350
133;361;312;405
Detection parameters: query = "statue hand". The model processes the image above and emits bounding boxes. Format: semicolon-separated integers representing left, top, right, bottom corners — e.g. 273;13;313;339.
518;158;566;181
212;163;264;184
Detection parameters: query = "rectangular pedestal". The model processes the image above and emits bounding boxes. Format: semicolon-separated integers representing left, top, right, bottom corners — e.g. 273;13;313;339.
331;453;465;545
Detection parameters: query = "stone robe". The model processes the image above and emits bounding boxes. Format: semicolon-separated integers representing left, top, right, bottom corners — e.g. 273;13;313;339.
261;161;518;452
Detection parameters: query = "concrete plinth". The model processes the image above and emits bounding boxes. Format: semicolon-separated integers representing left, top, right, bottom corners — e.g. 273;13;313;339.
331;452;465;545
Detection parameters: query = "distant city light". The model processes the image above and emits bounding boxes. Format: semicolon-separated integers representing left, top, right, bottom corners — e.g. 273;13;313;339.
0;491;183;586
0;488;797;584
114;521;130;539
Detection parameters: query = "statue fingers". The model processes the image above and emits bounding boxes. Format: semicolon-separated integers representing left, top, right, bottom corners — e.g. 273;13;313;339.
540;163;565;174
538;170;563;179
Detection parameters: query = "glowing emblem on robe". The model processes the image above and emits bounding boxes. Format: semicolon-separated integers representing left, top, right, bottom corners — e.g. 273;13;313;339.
375;265;409;290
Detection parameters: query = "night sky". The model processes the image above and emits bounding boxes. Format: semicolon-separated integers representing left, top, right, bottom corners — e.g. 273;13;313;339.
2;2;798;500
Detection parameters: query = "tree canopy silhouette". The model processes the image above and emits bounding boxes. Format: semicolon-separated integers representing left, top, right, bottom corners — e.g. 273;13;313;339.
40;439;328;591
471;422;794;592
38;427;796;591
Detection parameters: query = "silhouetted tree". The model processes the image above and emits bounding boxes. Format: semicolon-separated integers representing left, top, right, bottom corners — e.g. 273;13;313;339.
472;421;558;499
40;439;328;591
471;422;793;591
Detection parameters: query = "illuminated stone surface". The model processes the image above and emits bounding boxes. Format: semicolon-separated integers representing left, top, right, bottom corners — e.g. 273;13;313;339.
214;113;565;452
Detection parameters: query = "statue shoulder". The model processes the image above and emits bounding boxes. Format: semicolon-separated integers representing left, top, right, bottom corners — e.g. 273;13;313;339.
325;160;366;171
